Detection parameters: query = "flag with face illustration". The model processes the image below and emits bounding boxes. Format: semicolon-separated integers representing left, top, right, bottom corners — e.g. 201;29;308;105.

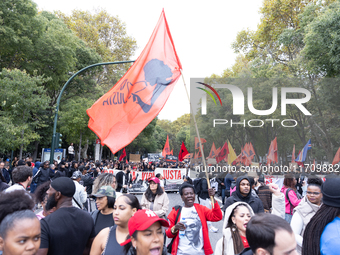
87;10;182;154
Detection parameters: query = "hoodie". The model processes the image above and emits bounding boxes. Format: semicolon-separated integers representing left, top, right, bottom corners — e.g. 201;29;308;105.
215;202;255;255
223;176;264;214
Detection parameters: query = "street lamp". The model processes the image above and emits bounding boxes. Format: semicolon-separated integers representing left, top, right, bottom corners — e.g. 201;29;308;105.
50;60;135;164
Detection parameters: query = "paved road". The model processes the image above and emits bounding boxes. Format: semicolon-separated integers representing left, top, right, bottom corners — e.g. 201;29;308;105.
133;192;225;252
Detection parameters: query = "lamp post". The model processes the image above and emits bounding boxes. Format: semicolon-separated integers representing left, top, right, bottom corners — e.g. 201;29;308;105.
50;60;135;164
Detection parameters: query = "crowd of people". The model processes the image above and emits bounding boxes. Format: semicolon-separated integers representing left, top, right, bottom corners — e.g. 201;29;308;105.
0;155;340;255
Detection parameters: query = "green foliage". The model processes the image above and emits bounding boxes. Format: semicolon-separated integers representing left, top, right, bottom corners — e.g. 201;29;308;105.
56;9;137;92
0;68;49;153
204;0;340;163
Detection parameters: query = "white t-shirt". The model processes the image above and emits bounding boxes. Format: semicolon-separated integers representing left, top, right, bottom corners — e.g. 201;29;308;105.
177;206;204;255
159;179;164;188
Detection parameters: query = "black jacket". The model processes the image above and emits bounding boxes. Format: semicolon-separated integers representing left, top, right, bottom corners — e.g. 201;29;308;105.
82;174;94;195
116;171;131;192
198;178;209;200
34;167;54;186
223;176;264;213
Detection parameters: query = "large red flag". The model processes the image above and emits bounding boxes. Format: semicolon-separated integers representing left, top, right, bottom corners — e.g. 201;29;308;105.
178;142;189;161
332;147;340;165
119;148;126;161
87;10;182;154
216;142;229;163
162;135;170;157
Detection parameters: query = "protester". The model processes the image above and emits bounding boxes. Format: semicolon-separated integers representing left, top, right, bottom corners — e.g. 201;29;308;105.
0;161;10;184
30;162;41;194
91;186;116;236
255;176;272;213
90;194;141;255
197;173;219;233
69;161;79;178
34;181;55;220
0;190;40;255
5;165;33;193
81;167;95;196
302;177;340;255
68;143;75;162
239;213;298;255
93;173;122;198
122;209;169;255
33;161;54;188
116;166;132;193
53;161;67;179
281;174;301;223
215;202;254;255
72;171;87;210
0;170;9;192
155;173;165;191
291;177;322;253
38;177;95;255
223;176;264;214
166;182;222;255
141;177;169;219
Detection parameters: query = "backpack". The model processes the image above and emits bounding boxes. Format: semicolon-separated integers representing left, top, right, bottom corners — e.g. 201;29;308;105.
193;178;202;195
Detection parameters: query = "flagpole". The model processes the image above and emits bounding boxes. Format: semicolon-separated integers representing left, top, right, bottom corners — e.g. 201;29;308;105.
180;70;214;208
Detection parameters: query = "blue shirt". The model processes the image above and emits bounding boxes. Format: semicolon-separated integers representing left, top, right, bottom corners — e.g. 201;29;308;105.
320;216;340;255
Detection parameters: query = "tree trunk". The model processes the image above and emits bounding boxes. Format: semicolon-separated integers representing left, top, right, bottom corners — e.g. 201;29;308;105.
78;133;82;161
19;130;24;160
32;141;40;162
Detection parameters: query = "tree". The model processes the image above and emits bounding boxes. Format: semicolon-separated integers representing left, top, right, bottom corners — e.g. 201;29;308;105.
56;9;137;91
0;69;49;158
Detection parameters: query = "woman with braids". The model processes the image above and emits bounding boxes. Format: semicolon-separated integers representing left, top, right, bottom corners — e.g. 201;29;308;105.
291;177;323;254
215;202;254;255
34;181;55;220
281;174;302;223
141;177;169;219
92;173;122;198
90;194;141;255
302;177;340;255
0;190;41;255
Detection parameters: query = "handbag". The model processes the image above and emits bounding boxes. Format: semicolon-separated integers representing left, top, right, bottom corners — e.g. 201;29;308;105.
167;206;182;254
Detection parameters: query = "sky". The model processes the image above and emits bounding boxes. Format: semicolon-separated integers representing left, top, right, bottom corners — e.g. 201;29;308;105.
33;0;263;121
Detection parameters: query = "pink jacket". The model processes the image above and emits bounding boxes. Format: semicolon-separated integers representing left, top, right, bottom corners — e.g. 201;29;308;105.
281;186;301;214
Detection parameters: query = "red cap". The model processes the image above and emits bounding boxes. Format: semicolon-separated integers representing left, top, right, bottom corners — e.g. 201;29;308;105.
148;177;160;184
120;209;169;246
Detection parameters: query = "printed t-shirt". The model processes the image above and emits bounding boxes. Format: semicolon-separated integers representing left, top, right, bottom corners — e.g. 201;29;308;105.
177;206;204;255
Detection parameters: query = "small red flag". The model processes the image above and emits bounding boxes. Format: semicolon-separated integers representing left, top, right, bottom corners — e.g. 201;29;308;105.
195;137;207;150
332;147;340;165
87;10;182;154
267;137;278;164
119;148;126;161
170;149;173;155
291;144;296;163
208;142;217;158
216;142;229;163
162;135;170;157
178;142;189;161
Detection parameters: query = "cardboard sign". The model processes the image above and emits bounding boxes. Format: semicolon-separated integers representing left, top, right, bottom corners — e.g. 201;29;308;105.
129;154;140;163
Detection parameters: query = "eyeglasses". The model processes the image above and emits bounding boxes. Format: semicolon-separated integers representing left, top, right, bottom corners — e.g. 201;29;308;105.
306;191;321;196
112;181;117;184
